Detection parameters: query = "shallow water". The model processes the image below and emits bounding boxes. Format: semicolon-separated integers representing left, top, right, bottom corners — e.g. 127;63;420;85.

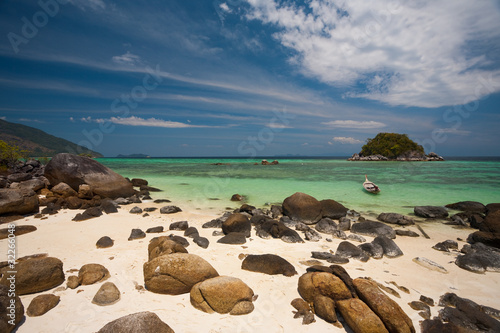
98;157;500;215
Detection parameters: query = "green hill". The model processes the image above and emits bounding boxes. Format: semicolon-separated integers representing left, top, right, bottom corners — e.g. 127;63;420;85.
360;133;424;159
0;119;103;157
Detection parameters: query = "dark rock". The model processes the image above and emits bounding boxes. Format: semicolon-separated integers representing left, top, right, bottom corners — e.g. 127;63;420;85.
148;236;188;261
27;294;60;316
128;195;142;203
377;212;414;225
154;199;171;204
160;205;182;214
97;311;175;333
140;184;162;192
0;225;37;240
78;263;110;285
467;231;500;249
480;209;500;234
304;228;322;242
184;227;199;238
359;242;384;259
282;192;322;224
193;236;209;249
351;220;396;239
332;230;347;240
250;214;274;226
51;182;78;198
270;204;282;218
100;198;119;214
15;177;47;192
455;247;500;273
77;184;93;199
222;213;251;237
143;253;219;295
372;235;404;258
433;240;459;252
338;217;351;231
131;178;148;187
0;284;24;332
217;232;247;245
239;204;255;214
420;295;435;307
439;292;500;321
469;213;484;229
65;196;83;209
92;282;121;306
445;201;486;213
241;254;297;276
337;298;389;333
486;203;500;215
408;301;431;319
347;234;366;243
96;236;114;248
396;229;420;237
311;252;349;264
414;206;449;218
72;207;103;221
129;206;143;214
256;220;304;243
320;199;348;219
144;207;157;212
315;218;338;234
146;226;164;233
439;298;500;332
167;235;190;248
128;228;146;241
0;256;64;295
202;218;223;228
7;173;32;183
44;153;136;198
291;298;315;325
0;188;39;215
0;178;8;188
169;221;188;231
353;278;415;333
230;194;243;201
336;241;369;262
190;276;254;315
420;319;470;333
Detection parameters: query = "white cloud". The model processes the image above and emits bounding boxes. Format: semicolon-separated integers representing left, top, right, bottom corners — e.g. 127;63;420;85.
69;117;75;122
220;3;231;13
112;51;142;66
89;116;218;128
322;120;386;129
0;116;6;120
435;128;471;136
244;0;500;107
331;136;363;144
81;116;93;123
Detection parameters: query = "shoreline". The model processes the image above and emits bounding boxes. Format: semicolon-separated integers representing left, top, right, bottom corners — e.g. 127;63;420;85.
3;198;500;332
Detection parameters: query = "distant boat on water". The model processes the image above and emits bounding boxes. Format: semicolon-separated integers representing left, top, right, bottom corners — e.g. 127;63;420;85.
363;175;380;193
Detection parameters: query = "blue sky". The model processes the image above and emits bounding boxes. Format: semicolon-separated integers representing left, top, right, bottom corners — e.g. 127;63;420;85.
1;0;500;157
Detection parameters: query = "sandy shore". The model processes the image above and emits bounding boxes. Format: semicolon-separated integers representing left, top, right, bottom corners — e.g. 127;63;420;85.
3;199;500;333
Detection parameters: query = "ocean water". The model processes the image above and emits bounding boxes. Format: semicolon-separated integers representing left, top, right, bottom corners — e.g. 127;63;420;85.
97;157;500;216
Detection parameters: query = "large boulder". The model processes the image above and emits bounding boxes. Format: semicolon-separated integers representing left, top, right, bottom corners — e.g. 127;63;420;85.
351;221;396;239
0;284;24;333
143;253;219;295
467;231;500;249
298;272;351;302
377;213;414;226
78;263;110;285
282;192;322;224
222;213;251;237
445;201;486;213
336;298;389;333
190;276;255;315
320;199;348;219
480;210;500;234
241;254;297;276
0;188;39;215
414;206;449;218
97;312;175;333
353;278;415;333
44;153;136;199
0;256;64;295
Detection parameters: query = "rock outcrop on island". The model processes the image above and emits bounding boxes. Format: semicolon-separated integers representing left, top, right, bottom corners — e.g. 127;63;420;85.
347;133;444;161
44;153;136;199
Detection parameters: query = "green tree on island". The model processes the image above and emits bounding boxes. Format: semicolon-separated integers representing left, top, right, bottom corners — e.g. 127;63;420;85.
0;140;30;168
360;133;424;159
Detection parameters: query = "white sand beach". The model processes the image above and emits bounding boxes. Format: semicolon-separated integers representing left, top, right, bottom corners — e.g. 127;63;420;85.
4;198;499;333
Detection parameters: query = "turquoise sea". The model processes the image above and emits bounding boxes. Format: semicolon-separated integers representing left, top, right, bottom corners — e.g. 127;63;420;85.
97;157;500;216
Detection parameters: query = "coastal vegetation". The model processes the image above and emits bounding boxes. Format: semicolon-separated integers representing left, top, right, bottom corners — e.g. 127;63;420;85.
360;133;424;159
0;140;29;168
0;118;102;158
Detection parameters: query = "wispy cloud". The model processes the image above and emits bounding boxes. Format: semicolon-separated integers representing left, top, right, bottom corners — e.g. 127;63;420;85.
321;120;386;129
89;116;219;128
112;51;142;66
435;128;471;136
18;118;45;123
244;0;500;107
330;136;363;144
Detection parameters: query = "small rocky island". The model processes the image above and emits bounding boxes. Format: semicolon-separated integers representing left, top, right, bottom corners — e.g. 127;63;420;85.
348;133;444;161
